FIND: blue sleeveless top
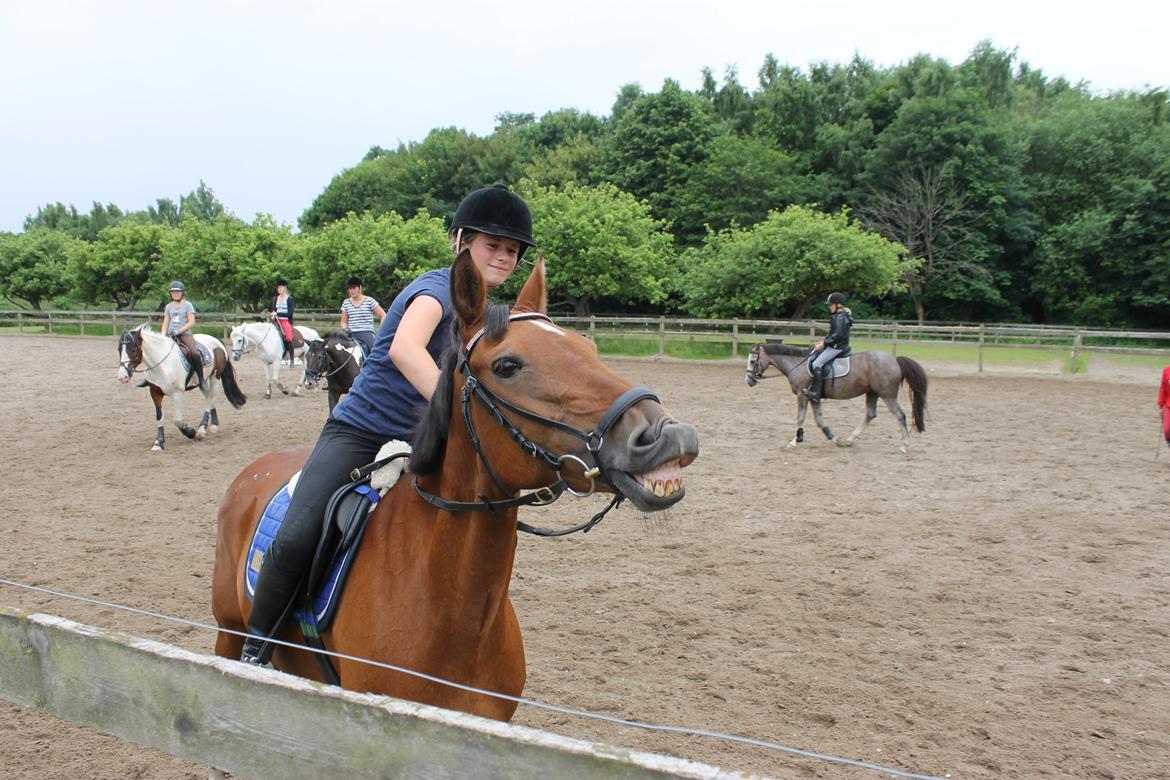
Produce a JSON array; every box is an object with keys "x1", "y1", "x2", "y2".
[{"x1": 331, "y1": 268, "x2": 453, "y2": 439}]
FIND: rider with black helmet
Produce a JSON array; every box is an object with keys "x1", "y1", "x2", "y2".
[
  {"x1": 240, "y1": 185, "x2": 536, "y2": 666},
  {"x1": 804, "y1": 292, "x2": 853, "y2": 402}
]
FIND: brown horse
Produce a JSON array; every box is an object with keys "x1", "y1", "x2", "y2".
[
  {"x1": 746, "y1": 341, "x2": 927, "y2": 452},
  {"x1": 301, "y1": 332, "x2": 362, "y2": 412},
  {"x1": 212, "y1": 252, "x2": 700, "y2": 720}
]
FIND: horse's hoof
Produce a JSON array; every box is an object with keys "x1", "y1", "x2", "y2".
[
  {"x1": 786, "y1": 439, "x2": 798, "y2": 448},
  {"x1": 292, "y1": 388, "x2": 302, "y2": 396},
  {"x1": 209, "y1": 425, "x2": 219, "y2": 434},
  {"x1": 837, "y1": 438, "x2": 853, "y2": 447},
  {"x1": 150, "y1": 443, "x2": 163, "y2": 452},
  {"x1": 280, "y1": 388, "x2": 289, "y2": 396},
  {"x1": 264, "y1": 392, "x2": 271, "y2": 400},
  {"x1": 195, "y1": 427, "x2": 207, "y2": 441}
]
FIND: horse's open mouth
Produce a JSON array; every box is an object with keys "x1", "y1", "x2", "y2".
[{"x1": 609, "y1": 458, "x2": 685, "y2": 511}]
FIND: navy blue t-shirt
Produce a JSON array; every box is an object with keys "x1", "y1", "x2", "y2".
[{"x1": 332, "y1": 268, "x2": 453, "y2": 439}]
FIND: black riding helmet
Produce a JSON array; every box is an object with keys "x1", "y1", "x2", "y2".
[
  {"x1": 826, "y1": 292, "x2": 847, "y2": 306},
  {"x1": 451, "y1": 185, "x2": 536, "y2": 259}
]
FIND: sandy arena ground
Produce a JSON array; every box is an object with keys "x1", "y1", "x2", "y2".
[{"x1": 1, "y1": 333, "x2": 1168, "y2": 779}]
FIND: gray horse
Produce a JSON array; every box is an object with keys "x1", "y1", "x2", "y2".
[{"x1": 746, "y1": 341, "x2": 927, "y2": 451}]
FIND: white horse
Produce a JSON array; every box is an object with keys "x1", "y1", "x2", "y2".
[
  {"x1": 229, "y1": 321, "x2": 321, "y2": 399},
  {"x1": 116, "y1": 325, "x2": 247, "y2": 451}
]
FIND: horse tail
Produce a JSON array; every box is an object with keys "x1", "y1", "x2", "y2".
[
  {"x1": 896, "y1": 356, "x2": 927, "y2": 433},
  {"x1": 219, "y1": 359, "x2": 248, "y2": 408}
]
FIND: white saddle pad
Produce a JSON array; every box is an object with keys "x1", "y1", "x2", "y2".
[{"x1": 806, "y1": 355, "x2": 850, "y2": 379}]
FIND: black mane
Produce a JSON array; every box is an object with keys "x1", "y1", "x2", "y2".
[
  {"x1": 762, "y1": 342, "x2": 810, "y2": 357},
  {"x1": 410, "y1": 303, "x2": 512, "y2": 475}
]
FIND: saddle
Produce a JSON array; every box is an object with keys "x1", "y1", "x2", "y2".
[
  {"x1": 177, "y1": 342, "x2": 213, "y2": 371},
  {"x1": 244, "y1": 478, "x2": 380, "y2": 633},
  {"x1": 806, "y1": 349, "x2": 852, "y2": 379},
  {"x1": 289, "y1": 329, "x2": 304, "y2": 350}
]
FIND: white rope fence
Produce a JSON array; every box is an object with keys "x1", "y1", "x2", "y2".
[{"x1": 0, "y1": 576, "x2": 947, "y2": 779}]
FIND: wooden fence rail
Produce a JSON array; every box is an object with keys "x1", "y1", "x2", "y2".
[
  {"x1": 0, "y1": 607, "x2": 751, "y2": 779},
  {"x1": 4, "y1": 309, "x2": 1170, "y2": 371}
]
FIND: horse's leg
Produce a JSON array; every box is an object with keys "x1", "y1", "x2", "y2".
[
  {"x1": 292, "y1": 347, "x2": 305, "y2": 396},
  {"x1": 195, "y1": 369, "x2": 220, "y2": 439},
  {"x1": 209, "y1": 408, "x2": 220, "y2": 432},
  {"x1": 843, "y1": 390, "x2": 880, "y2": 446},
  {"x1": 149, "y1": 385, "x2": 166, "y2": 451},
  {"x1": 882, "y1": 394, "x2": 912, "y2": 452},
  {"x1": 172, "y1": 386, "x2": 197, "y2": 440},
  {"x1": 263, "y1": 358, "x2": 274, "y2": 400},
  {"x1": 787, "y1": 394, "x2": 809, "y2": 447},
  {"x1": 273, "y1": 355, "x2": 289, "y2": 396},
  {"x1": 811, "y1": 399, "x2": 835, "y2": 441}
]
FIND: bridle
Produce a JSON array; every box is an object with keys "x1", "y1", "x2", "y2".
[
  {"x1": 746, "y1": 345, "x2": 802, "y2": 386},
  {"x1": 411, "y1": 312, "x2": 659, "y2": 537},
  {"x1": 118, "y1": 330, "x2": 174, "y2": 375},
  {"x1": 231, "y1": 321, "x2": 275, "y2": 360},
  {"x1": 304, "y1": 343, "x2": 357, "y2": 386}
]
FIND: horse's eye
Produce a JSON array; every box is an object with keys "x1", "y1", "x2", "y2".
[{"x1": 491, "y1": 357, "x2": 523, "y2": 378}]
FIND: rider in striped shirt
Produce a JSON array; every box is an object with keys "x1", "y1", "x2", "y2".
[{"x1": 340, "y1": 276, "x2": 386, "y2": 357}]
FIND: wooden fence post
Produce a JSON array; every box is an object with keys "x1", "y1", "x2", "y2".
[
  {"x1": 891, "y1": 323, "x2": 899, "y2": 356},
  {"x1": 17, "y1": 312, "x2": 23, "y2": 333},
  {"x1": 978, "y1": 324, "x2": 986, "y2": 373},
  {"x1": 731, "y1": 319, "x2": 739, "y2": 358},
  {"x1": 657, "y1": 316, "x2": 666, "y2": 356},
  {"x1": 589, "y1": 314, "x2": 596, "y2": 343},
  {"x1": 1070, "y1": 331, "x2": 1083, "y2": 374},
  {"x1": 47, "y1": 312, "x2": 53, "y2": 335},
  {"x1": 80, "y1": 310, "x2": 86, "y2": 337}
]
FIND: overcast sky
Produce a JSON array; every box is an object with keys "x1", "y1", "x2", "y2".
[{"x1": 1, "y1": 0, "x2": 1166, "y2": 234}]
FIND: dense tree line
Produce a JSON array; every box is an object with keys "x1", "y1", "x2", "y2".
[{"x1": 2, "y1": 42, "x2": 1167, "y2": 326}]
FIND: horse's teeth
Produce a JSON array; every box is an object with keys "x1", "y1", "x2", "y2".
[
  {"x1": 643, "y1": 477, "x2": 652, "y2": 491},
  {"x1": 654, "y1": 481, "x2": 665, "y2": 497}
]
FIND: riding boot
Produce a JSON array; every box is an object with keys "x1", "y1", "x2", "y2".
[
  {"x1": 804, "y1": 365, "x2": 826, "y2": 401},
  {"x1": 240, "y1": 556, "x2": 302, "y2": 666}
]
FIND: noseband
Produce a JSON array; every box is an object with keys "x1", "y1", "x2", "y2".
[
  {"x1": 412, "y1": 312, "x2": 659, "y2": 537},
  {"x1": 304, "y1": 345, "x2": 356, "y2": 385}
]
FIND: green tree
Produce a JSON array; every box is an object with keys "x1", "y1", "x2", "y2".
[
  {"x1": 606, "y1": 79, "x2": 718, "y2": 242},
  {"x1": 519, "y1": 182, "x2": 674, "y2": 316},
  {"x1": 681, "y1": 205, "x2": 911, "y2": 318},
  {"x1": 673, "y1": 134, "x2": 809, "y2": 238},
  {"x1": 71, "y1": 221, "x2": 168, "y2": 310},
  {"x1": 157, "y1": 215, "x2": 298, "y2": 311},
  {"x1": 0, "y1": 229, "x2": 79, "y2": 308},
  {"x1": 298, "y1": 210, "x2": 451, "y2": 309}
]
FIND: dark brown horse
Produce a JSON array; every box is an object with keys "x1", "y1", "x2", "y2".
[
  {"x1": 212, "y1": 252, "x2": 700, "y2": 720},
  {"x1": 746, "y1": 341, "x2": 927, "y2": 452},
  {"x1": 301, "y1": 332, "x2": 362, "y2": 412}
]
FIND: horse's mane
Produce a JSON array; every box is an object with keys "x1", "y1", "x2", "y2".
[
  {"x1": 761, "y1": 342, "x2": 810, "y2": 357},
  {"x1": 411, "y1": 303, "x2": 512, "y2": 475},
  {"x1": 322, "y1": 331, "x2": 356, "y2": 347}
]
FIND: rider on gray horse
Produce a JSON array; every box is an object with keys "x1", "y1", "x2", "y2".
[{"x1": 804, "y1": 292, "x2": 853, "y2": 402}]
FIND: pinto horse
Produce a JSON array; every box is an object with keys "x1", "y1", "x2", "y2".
[
  {"x1": 229, "y1": 321, "x2": 321, "y2": 399},
  {"x1": 116, "y1": 325, "x2": 247, "y2": 450},
  {"x1": 301, "y1": 332, "x2": 363, "y2": 412},
  {"x1": 212, "y1": 252, "x2": 700, "y2": 720},
  {"x1": 746, "y1": 341, "x2": 927, "y2": 452}
]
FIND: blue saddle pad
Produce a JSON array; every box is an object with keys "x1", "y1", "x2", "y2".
[
  {"x1": 806, "y1": 354, "x2": 850, "y2": 379},
  {"x1": 244, "y1": 479, "x2": 380, "y2": 630}
]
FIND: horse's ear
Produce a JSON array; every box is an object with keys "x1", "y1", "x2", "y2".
[
  {"x1": 451, "y1": 248, "x2": 486, "y2": 333},
  {"x1": 513, "y1": 251, "x2": 547, "y2": 314}
]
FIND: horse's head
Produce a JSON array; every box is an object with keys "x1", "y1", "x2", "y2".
[
  {"x1": 302, "y1": 339, "x2": 327, "y2": 390},
  {"x1": 116, "y1": 330, "x2": 144, "y2": 383},
  {"x1": 746, "y1": 342, "x2": 768, "y2": 386},
  {"x1": 229, "y1": 324, "x2": 247, "y2": 361},
  {"x1": 414, "y1": 251, "x2": 699, "y2": 514}
]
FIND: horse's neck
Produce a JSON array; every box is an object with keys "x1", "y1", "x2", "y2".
[
  {"x1": 406, "y1": 439, "x2": 520, "y2": 585},
  {"x1": 141, "y1": 331, "x2": 174, "y2": 361},
  {"x1": 252, "y1": 323, "x2": 276, "y2": 342}
]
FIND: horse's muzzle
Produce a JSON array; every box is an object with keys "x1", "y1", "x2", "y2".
[
  {"x1": 601, "y1": 413, "x2": 700, "y2": 513},
  {"x1": 745, "y1": 371, "x2": 758, "y2": 387}
]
